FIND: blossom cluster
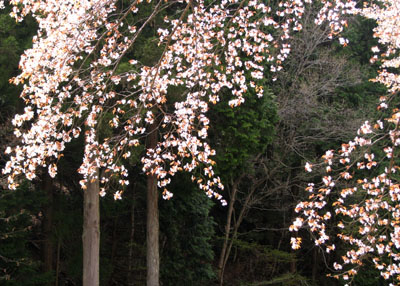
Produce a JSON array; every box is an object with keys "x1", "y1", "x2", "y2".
[
  {"x1": 291, "y1": 1, "x2": 400, "y2": 283},
  {"x1": 2, "y1": 0, "x2": 357, "y2": 206}
]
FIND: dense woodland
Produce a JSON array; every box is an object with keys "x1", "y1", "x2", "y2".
[{"x1": 0, "y1": 1, "x2": 395, "y2": 286}]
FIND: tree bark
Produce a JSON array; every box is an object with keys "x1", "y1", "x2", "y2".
[
  {"x1": 218, "y1": 178, "x2": 240, "y2": 286},
  {"x1": 55, "y1": 237, "x2": 61, "y2": 286},
  {"x1": 42, "y1": 171, "x2": 54, "y2": 281},
  {"x1": 128, "y1": 186, "x2": 136, "y2": 286},
  {"x1": 147, "y1": 123, "x2": 159, "y2": 286},
  {"x1": 218, "y1": 175, "x2": 260, "y2": 286},
  {"x1": 221, "y1": 183, "x2": 257, "y2": 282},
  {"x1": 82, "y1": 168, "x2": 100, "y2": 286}
]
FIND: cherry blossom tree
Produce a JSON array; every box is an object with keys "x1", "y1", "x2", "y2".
[
  {"x1": 1, "y1": 0, "x2": 358, "y2": 285},
  {"x1": 291, "y1": 1, "x2": 400, "y2": 285}
]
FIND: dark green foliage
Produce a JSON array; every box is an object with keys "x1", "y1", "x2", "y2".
[
  {"x1": 160, "y1": 175, "x2": 216, "y2": 285},
  {"x1": 340, "y1": 17, "x2": 379, "y2": 67},
  {"x1": 352, "y1": 262, "x2": 387, "y2": 286},
  {"x1": 333, "y1": 16, "x2": 386, "y2": 116},
  {"x1": 0, "y1": 7, "x2": 36, "y2": 117},
  {"x1": 221, "y1": 239, "x2": 305, "y2": 286},
  {"x1": 209, "y1": 87, "x2": 277, "y2": 182},
  {"x1": 0, "y1": 182, "x2": 52, "y2": 285},
  {"x1": 244, "y1": 273, "x2": 308, "y2": 286},
  {"x1": 51, "y1": 188, "x2": 84, "y2": 284}
]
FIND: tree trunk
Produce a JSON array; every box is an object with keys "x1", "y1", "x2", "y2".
[
  {"x1": 222, "y1": 184, "x2": 256, "y2": 281},
  {"x1": 55, "y1": 237, "x2": 61, "y2": 286},
  {"x1": 108, "y1": 217, "x2": 118, "y2": 285},
  {"x1": 218, "y1": 176, "x2": 259, "y2": 286},
  {"x1": 147, "y1": 123, "x2": 159, "y2": 286},
  {"x1": 82, "y1": 168, "x2": 100, "y2": 286},
  {"x1": 42, "y1": 171, "x2": 54, "y2": 281},
  {"x1": 218, "y1": 178, "x2": 240, "y2": 286},
  {"x1": 128, "y1": 186, "x2": 136, "y2": 286}
]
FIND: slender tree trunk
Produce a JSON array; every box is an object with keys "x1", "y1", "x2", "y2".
[
  {"x1": 290, "y1": 231, "x2": 297, "y2": 274},
  {"x1": 221, "y1": 185, "x2": 255, "y2": 278},
  {"x1": 42, "y1": 171, "x2": 54, "y2": 280},
  {"x1": 147, "y1": 122, "x2": 159, "y2": 286},
  {"x1": 271, "y1": 233, "x2": 284, "y2": 277},
  {"x1": 55, "y1": 238, "x2": 61, "y2": 286},
  {"x1": 290, "y1": 253, "x2": 297, "y2": 274},
  {"x1": 82, "y1": 168, "x2": 100, "y2": 286},
  {"x1": 147, "y1": 172, "x2": 159, "y2": 286},
  {"x1": 110, "y1": 218, "x2": 118, "y2": 265},
  {"x1": 219, "y1": 177, "x2": 259, "y2": 286},
  {"x1": 108, "y1": 217, "x2": 118, "y2": 285},
  {"x1": 128, "y1": 186, "x2": 136, "y2": 286},
  {"x1": 218, "y1": 178, "x2": 240, "y2": 286}
]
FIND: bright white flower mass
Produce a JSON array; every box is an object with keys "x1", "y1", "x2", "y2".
[
  {"x1": 2, "y1": 0, "x2": 355, "y2": 204},
  {"x1": 4, "y1": 0, "x2": 400, "y2": 281},
  {"x1": 291, "y1": 1, "x2": 400, "y2": 282}
]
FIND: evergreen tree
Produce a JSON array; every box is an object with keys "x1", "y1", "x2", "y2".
[
  {"x1": 0, "y1": 182, "x2": 52, "y2": 285},
  {"x1": 160, "y1": 175, "x2": 216, "y2": 285}
]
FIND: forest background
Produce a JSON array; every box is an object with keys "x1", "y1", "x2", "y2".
[{"x1": 0, "y1": 1, "x2": 390, "y2": 286}]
